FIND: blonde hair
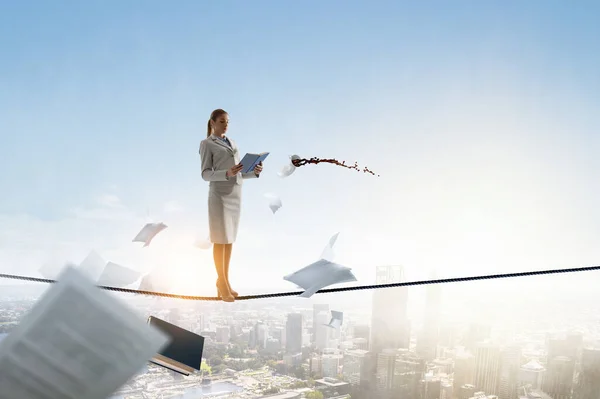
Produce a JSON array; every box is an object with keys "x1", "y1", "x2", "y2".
[{"x1": 207, "y1": 108, "x2": 228, "y2": 137}]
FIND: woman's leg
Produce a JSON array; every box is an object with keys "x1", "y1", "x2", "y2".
[
  {"x1": 223, "y1": 243, "x2": 238, "y2": 297},
  {"x1": 213, "y1": 244, "x2": 234, "y2": 301}
]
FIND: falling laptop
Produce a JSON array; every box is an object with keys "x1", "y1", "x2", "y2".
[
  {"x1": 324, "y1": 310, "x2": 344, "y2": 329},
  {"x1": 147, "y1": 316, "x2": 205, "y2": 376}
]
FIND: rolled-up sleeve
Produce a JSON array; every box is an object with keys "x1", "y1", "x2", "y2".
[{"x1": 200, "y1": 140, "x2": 228, "y2": 181}]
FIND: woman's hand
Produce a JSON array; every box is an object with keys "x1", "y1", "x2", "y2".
[
  {"x1": 226, "y1": 163, "x2": 244, "y2": 178},
  {"x1": 253, "y1": 162, "x2": 263, "y2": 177}
]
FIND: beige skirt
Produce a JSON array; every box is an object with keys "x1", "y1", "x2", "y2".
[{"x1": 208, "y1": 181, "x2": 242, "y2": 244}]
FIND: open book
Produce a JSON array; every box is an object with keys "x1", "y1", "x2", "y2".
[
  {"x1": 147, "y1": 316, "x2": 205, "y2": 376},
  {"x1": 239, "y1": 152, "x2": 269, "y2": 174}
]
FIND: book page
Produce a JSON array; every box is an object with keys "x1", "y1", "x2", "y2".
[{"x1": 0, "y1": 266, "x2": 169, "y2": 399}]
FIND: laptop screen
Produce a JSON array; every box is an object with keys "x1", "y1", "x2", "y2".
[{"x1": 147, "y1": 316, "x2": 205, "y2": 371}]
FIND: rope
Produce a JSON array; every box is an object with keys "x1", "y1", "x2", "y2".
[{"x1": 1, "y1": 264, "x2": 599, "y2": 301}]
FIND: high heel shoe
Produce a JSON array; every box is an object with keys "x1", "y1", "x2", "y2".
[{"x1": 216, "y1": 280, "x2": 235, "y2": 302}]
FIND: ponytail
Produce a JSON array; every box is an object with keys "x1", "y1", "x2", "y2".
[{"x1": 206, "y1": 109, "x2": 227, "y2": 138}]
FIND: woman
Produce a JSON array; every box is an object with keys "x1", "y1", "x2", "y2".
[{"x1": 199, "y1": 109, "x2": 263, "y2": 302}]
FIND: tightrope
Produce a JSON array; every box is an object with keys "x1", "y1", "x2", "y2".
[{"x1": 1, "y1": 265, "x2": 599, "y2": 301}]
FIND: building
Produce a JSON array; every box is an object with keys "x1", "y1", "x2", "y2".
[
  {"x1": 286, "y1": 313, "x2": 303, "y2": 354},
  {"x1": 315, "y1": 310, "x2": 331, "y2": 351},
  {"x1": 216, "y1": 325, "x2": 230, "y2": 343},
  {"x1": 474, "y1": 342, "x2": 501, "y2": 396},
  {"x1": 518, "y1": 359, "x2": 545, "y2": 390},
  {"x1": 394, "y1": 352, "x2": 426, "y2": 399},
  {"x1": 312, "y1": 304, "x2": 329, "y2": 343},
  {"x1": 343, "y1": 349, "x2": 369, "y2": 385},
  {"x1": 542, "y1": 356, "x2": 574, "y2": 399},
  {"x1": 322, "y1": 352, "x2": 343, "y2": 378},
  {"x1": 315, "y1": 377, "x2": 352, "y2": 397},
  {"x1": 498, "y1": 345, "x2": 522, "y2": 399},
  {"x1": 574, "y1": 348, "x2": 600, "y2": 399},
  {"x1": 454, "y1": 353, "x2": 476, "y2": 398},
  {"x1": 376, "y1": 348, "x2": 398, "y2": 393},
  {"x1": 371, "y1": 266, "x2": 410, "y2": 354}
]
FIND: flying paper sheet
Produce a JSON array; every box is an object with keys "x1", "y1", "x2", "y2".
[
  {"x1": 323, "y1": 310, "x2": 344, "y2": 329},
  {"x1": 138, "y1": 270, "x2": 172, "y2": 293},
  {"x1": 138, "y1": 273, "x2": 155, "y2": 291},
  {"x1": 133, "y1": 222, "x2": 168, "y2": 247},
  {"x1": 283, "y1": 258, "x2": 357, "y2": 298},
  {"x1": 278, "y1": 154, "x2": 301, "y2": 178},
  {"x1": 320, "y1": 232, "x2": 340, "y2": 262},
  {"x1": 0, "y1": 266, "x2": 170, "y2": 399},
  {"x1": 78, "y1": 250, "x2": 107, "y2": 282},
  {"x1": 194, "y1": 236, "x2": 212, "y2": 250},
  {"x1": 264, "y1": 193, "x2": 283, "y2": 214},
  {"x1": 96, "y1": 262, "x2": 141, "y2": 287}
]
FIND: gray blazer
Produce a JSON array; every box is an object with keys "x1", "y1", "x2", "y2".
[{"x1": 199, "y1": 135, "x2": 259, "y2": 184}]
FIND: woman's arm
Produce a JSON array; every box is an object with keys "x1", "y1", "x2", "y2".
[
  {"x1": 241, "y1": 162, "x2": 262, "y2": 179},
  {"x1": 200, "y1": 141, "x2": 229, "y2": 181},
  {"x1": 241, "y1": 171, "x2": 259, "y2": 179}
]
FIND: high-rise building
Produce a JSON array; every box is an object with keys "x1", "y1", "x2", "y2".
[
  {"x1": 498, "y1": 345, "x2": 522, "y2": 399},
  {"x1": 216, "y1": 325, "x2": 230, "y2": 343},
  {"x1": 474, "y1": 342, "x2": 501, "y2": 395},
  {"x1": 417, "y1": 271, "x2": 442, "y2": 362},
  {"x1": 322, "y1": 352, "x2": 343, "y2": 378},
  {"x1": 454, "y1": 353, "x2": 476, "y2": 398},
  {"x1": 315, "y1": 310, "x2": 330, "y2": 351},
  {"x1": 371, "y1": 265, "x2": 410, "y2": 354},
  {"x1": 574, "y1": 348, "x2": 600, "y2": 399},
  {"x1": 542, "y1": 356, "x2": 574, "y2": 399},
  {"x1": 343, "y1": 349, "x2": 369, "y2": 385},
  {"x1": 376, "y1": 349, "x2": 398, "y2": 393},
  {"x1": 254, "y1": 322, "x2": 269, "y2": 349},
  {"x1": 272, "y1": 326, "x2": 286, "y2": 348},
  {"x1": 421, "y1": 376, "x2": 442, "y2": 399},
  {"x1": 286, "y1": 313, "x2": 303, "y2": 354},
  {"x1": 312, "y1": 304, "x2": 329, "y2": 343},
  {"x1": 394, "y1": 351, "x2": 426, "y2": 399}
]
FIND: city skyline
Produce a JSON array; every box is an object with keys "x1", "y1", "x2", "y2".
[{"x1": 1, "y1": 261, "x2": 600, "y2": 398}]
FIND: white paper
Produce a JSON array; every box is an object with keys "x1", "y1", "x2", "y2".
[
  {"x1": 96, "y1": 262, "x2": 141, "y2": 288},
  {"x1": 324, "y1": 310, "x2": 344, "y2": 329},
  {"x1": 277, "y1": 154, "x2": 301, "y2": 178},
  {"x1": 137, "y1": 271, "x2": 171, "y2": 292},
  {"x1": 264, "y1": 193, "x2": 283, "y2": 214},
  {"x1": 0, "y1": 266, "x2": 170, "y2": 399},
  {"x1": 194, "y1": 236, "x2": 212, "y2": 250},
  {"x1": 78, "y1": 250, "x2": 107, "y2": 282},
  {"x1": 132, "y1": 222, "x2": 168, "y2": 247},
  {"x1": 138, "y1": 273, "x2": 155, "y2": 291},
  {"x1": 320, "y1": 232, "x2": 340, "y2": 262},
  {"x1": 283, "y1": 258, "x2": 357, "y2": 298}
]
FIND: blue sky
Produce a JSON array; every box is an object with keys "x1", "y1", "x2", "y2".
[{"x1": 1, "y1": 1, "x2": 600, "y2": 302}]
